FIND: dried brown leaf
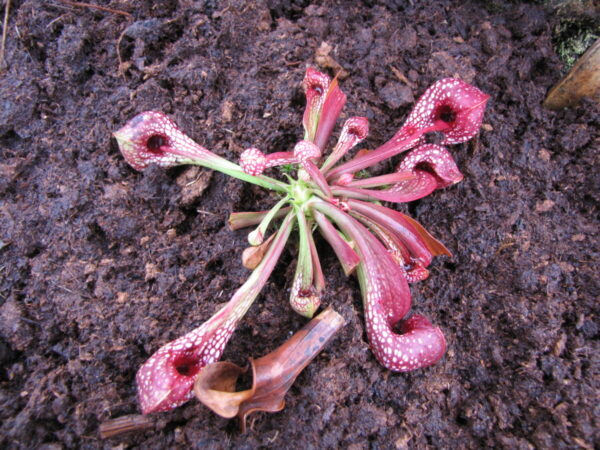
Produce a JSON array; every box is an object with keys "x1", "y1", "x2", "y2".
[
  {"x1": 242, "y1": 233, "x2": 276, "y2": 269},
  {"x1": 193, "y1": 307, "x2": 345, "y2": 431}
]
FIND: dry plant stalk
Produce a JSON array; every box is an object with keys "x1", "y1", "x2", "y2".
[
  {"x1": 99, "y1": 414, "x2": 154, "y2": 439},
  {"x1": 0, "y1": 0, "x2": 11, "y2": 71}
]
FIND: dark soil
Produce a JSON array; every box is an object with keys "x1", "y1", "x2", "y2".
[{"x1": 1, "y1": 1, "x2": 598, "y2": 448}]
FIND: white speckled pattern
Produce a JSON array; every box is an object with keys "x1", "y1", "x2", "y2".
[
  {"x1": 239, "y1": 147, "x2": 267, "y2": 176},
  {"x1": 136, "y1": 214, "x2": 294, "y2": 414},
  {"x1": 293, "y1": 140, "x2": 322, "y2": 162},
  {"x1": 394, "y1": 78, "x2": 490, "y2": 146},
  {"x1": 386, "y1": 143, "x2": 464, "y2": 201},
  {"x1": 113, "y1": 111, "x2": 216, "y2": 171},
  {"x1": 347, "y1": 213, "x2": 446, "y2": 372},
  {"x1": 116, "y1": 69, "x2": 487, "y2": 414}
]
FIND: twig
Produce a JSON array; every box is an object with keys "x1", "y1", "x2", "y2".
[
  {"x1": 116, "y1": 27, "x2": 128, "y2": 78},
  {"x1": 390, "y1": 65, "x2": 415, "y2": 89},
  {"x1": 0, "y1": 0, "x2": 10, "y2": 71},
  {"x1": 19, "y1": 317, "x2": 42, "y2": 327},
  {"x1": 46, "y1": 14, "x2": 69, "y2": 29},
  {"x1": 99, "y1": 414, "x2": 154, "y2": 439},
  {"x1": 55, "y1": 0, "x2": 132, "y2": 18}
]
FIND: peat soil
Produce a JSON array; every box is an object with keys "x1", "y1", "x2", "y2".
[{"x1": 0, "y1": 0, "x2": 598, "y2": 448}]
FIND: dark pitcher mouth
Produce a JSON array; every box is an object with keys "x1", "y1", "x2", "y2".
[
  {"x1": 435, "y1": 103, "x2": 457, "y2": 124},
  {"x1": 146, "y1": 134, "x2": 168, "y2": 155},
  {"x1": 173, "y1": 353, "x2": 201, "y2": 377}
]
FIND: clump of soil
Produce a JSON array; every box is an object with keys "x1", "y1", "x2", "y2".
[{"x1": 0, "y1": 1, "x2": 598, "y2": 448}]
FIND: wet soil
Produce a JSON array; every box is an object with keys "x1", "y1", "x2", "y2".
[{"x1": 0, "y1": 0, "x2": 598, "y2": 448}]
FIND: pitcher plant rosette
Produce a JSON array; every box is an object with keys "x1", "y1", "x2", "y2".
[{"x1": 113, "y1": 68, "x2": 489, "y2": 414}]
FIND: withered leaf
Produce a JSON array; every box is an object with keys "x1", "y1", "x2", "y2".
[
  {"x1": 193, "y1": 307, "x2": 345, "y2": 431},
  {"x1": 242, "y1": 233, "x2": 276, "y2": 270}
]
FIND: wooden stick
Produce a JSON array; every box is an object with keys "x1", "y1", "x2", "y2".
[
  {"x1": 55, "y1": 0, "x2": 133, "y2": 18},
  {"x1": 0, "y1": 0, "x2": 11, "y2": 70},
  {"x1": 99, "y1": 414, "x2": 154, "y2": 439}
]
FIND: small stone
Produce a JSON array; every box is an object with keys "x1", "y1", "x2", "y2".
[
  {"x1": 257, "y1": 20, "x2": 270, "y2": 31},
  {"x1": 428, "y1": 51, "x2": 476, "y2": 82},
  {"x1": 538, "y1": 148, "x2": 551, "y2": 162},
  {"x1": 257, "y1": 9, "x2": 272, "y2": 32},
  {"x1": 397, "y1": 26, "x2": 417, "y2": 50},
  {"x1": 558, "y1": 262, "x2": 574, "y2": 272},
  {"x1": 304, "y1": 4, "x2": 325, "y2": 16},
  {"x1": 116, "y1": 292, "x2": 129, "y2": 303},
  {"x1": 552, "y1": 333, "x2": 567, "y2": 356},
  {"x1": 535, "y1": 199, "x2": 555, "y2": 212},
  {"x1": 221, "y1": 100, "x2": 234, "y2": 122},
  {"x1": 581, "y1": 320, "x2": 598, "y2": 339},
  {"x1": 481, "y1": 26, "x2": 499, "y2": 55},
  {"x1": 145, "y1": 263, "x2": 159, "y2": 281},
  {"x1": 176, "y1": 167, "x2": 212, "y2": 206},
  {"x1": 571, "y1": 234, "x2": 585, "y2": 242},
  {"x1": 83, "y1": 263, "x2": 97, "y2": 276},
  {"x1": 315, "y1": 42, "x2": 349, "y2": 79},
  {"x1": 395, "y1": 432, "x2": 412, "y2": 449},
  {"x1": 379, "y1": 82, "x2": 414, "y2": 109}
]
